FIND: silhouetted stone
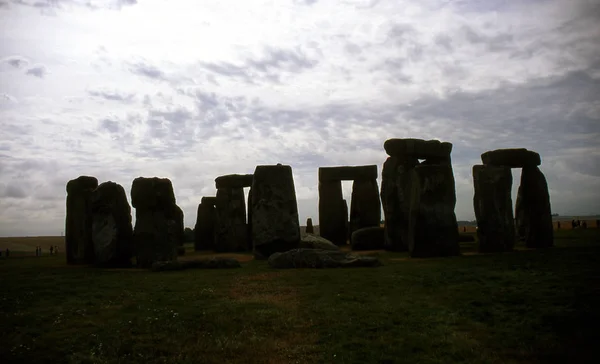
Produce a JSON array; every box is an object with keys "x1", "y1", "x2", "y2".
[
  {"x1": 247, "y1": 188, "x2": 253, "y2": 251},
  {"x1": 172, "y1": 204, "x2": 184, "y2": 248},
  {"x1": 268, "y1": 248, "x2": 382, "y2": 269},
  {"x1": 473, "y1": 165, "x2": 516, "y2": 253},
  {"x1": 514, "y1": 166, "x2": 553, "y2": 248},
  {"x1": 380, "y1": 156, "x2": 417, "y2": 252},
  {"x1": 151, "y1": 257, "x2": 241, "y2": 272},
  {"x1": 481, "y1": 148, "x2": 541, "y2": 168},
  {"x1": 408, "y1": 165, "x2": 460, "y2": 258},
  {"x1": 201, "y1": 196, "x2": 217, "y2": 205},
  {"x1": 90, "y1": 181, "x2": 133, "y2": 267},
  {"x1": 384, "y1": 138, "x2": 452, "y2": 160},
  {"x1": 65, "y1": 176, "x2": 98, "y2": 265},
  {"x1": 299, "y1": 234, "x2": 339, "y2": 251},
  {"x1": 131, "y1": 177, "x2": 175, "y2": 209},
  {"x1": 251, "y1": 164, "x2": 301, "y2": 259},
  {"x1": 319, "y1": 165, "x2": 378, "y2": 181},
  {"x1": 351, "y1": 226, "x2": 385, "y2": 251},
  {"x1": 349, "y1": 178, "x2": 381, "y2": 237},
  {"x1": 305, "y1": 218, "x2": 314, "y2": 234},
  {"x1": 215, "y1": 187, "x2": 247, "y2": 252},
  {"x1": 343, "y1": 199, "x2": 349, "y2": 244},
  {"x1": 194, "y1": 199, "x2": 216, "y2": 251},
  {"x1": 318, "y1": 180, "x2": 346, "y2": 245},
  {"x1": 215, "y1": 174, "x2": 253, "y2": 189}
]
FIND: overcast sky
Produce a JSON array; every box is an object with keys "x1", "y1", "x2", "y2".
[{"x1": 1, "y1": 0, "x2": 599, "y2": 237}]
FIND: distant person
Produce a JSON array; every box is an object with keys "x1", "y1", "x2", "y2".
[
  {"x1": 463, "y1": 226, "x2": 466, "y2": 233},
  {"x1": 50, "y1": 246, "x2": 54, "y2": 255},
  {"x1": 5, "y1": 248, "x2": 9, "y2": 257},
  {"x1": 577, "y1": 220, "x2": 581, "y2": 228},
  {"x1": 557, "y1": 221, "x2": 561, "y2": 230},
  {"x1": 572, "y1": 220, "x2": 577, "y2": 229},
  {"x1": 582, "y1": 221, "x2": 587, "y2": 229}
]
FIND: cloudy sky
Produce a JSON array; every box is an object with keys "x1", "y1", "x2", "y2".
[{"x1": 1, "y1": 0, "x2": 599, "y2": 237}]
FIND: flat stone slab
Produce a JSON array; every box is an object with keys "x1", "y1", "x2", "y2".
[
  {"x1": 319, "y1": 165, "x2": 378, "y2": 181},
  {"x1": 298, "y1": 234, "x2": 339, "y2": 251},
  {"x1": 268, "y1": 248, "x2": 382, "y2": 269},
  {"x1": 201, "y1": 196, "x2": 217, "y2": 205},
  {"x1": 215, "y1": 174, "x2": 254, "y2": 189},
  {"x1": 481, "y1": 149, "x2": 541, "y2": 168},
  {"x1": 151, "y1": 258, "x2": 241, "y2": 271},
  {"x1": 384, "y1": 138, "x2": 452, "y2": 159}
]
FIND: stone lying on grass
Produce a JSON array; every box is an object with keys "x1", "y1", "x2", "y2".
[
  {"x1": 351, "y1": 226, "x2": 385, "y2": 251},
  {"x1": 268, "y1": 248, "x2": 382, "y2": 269},
  {"x1": 298, "y1": 234, "x2": 339, "y2": 251},
  {"x1": 151, "y1": 257, "x2": 241, "y2": 272}
]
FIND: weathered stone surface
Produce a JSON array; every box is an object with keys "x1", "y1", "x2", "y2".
[
  {"x1": 215, "y1": 174, "x2": 253, "y2": 189},
  {"x1": 408, "y1": 165, "x2": 460, "y2": 258},
  {"x1": 247, "y1": 188, "x2": 253, "y2": 251},
  {"x1": 65, "y1": 176, "x2": 98, "y2": 265},
  {"x1": 90, "y1": 181, "x2": 133, "y2": 267},
  {"x1": 319, "y1": 165, "x2": 378, "y2": 181},
  {"x1": 349, "y1": 178, "x2": 381, "y2": 237},
  {"x1": 351, "y1": 226, "x2": 385, "y2": 251},
  {"x1": 194, "y1": 200, "x2": 216, "y2": 251},
  {"x1": 201, "y1": 196, "x2": 217, "y2": 206},
  {"x1": 472, "y1": 165, "x2": 516, "y2": 253},
  {"x1": 305, "y1": 218, "x2": 314, "y2": 234},
  {"x1": 131, "y1": 177, "x2": 176, "y2": 209},
  {"x1": 343, "y1": 199, "x2": 349, "y2": 244},
  {"x1": 481, "y1": 148, "x2": 541, "y2": 168},
  {"x1": 318, "y1": 180, "x2": 346, "y2": 246},
  {"x1": 134, "y1": 209, "x2": 178, "y2": 268},
  {"x1": 172, "y1": 204, "x2": 184, "y2": 247},
  {"x1": 214, "y1": 187, "x2": 248, "y2": 252},
  {"x1": 380, "y1": 157, "x2": 417, "y2": 252},
  {"x1": 384, "y1": 138, "x2": 452, "y2": 160},
  {"x1": 251, "y1": 164, "x2": 301, "y2": 258},
  {"x1": 299, "y1": 234, "x2": 339, "y2": 251},
  {"x1": 268, "y1": 248, "x2": 382, "y2": 269},
  {"x1": 151, "y1": 257, "x2": 241, "y2": 272},
  {"x1": 515, "y1": 166, "x2": 554, "y2": 248}
]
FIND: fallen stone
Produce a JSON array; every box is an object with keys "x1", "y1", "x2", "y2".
[
  {"x1": 90, "y1": 181, "x2": 133, "y2": 267},
  {"x1": 268, "y1": 248, "x2": 382, "y2": 269},
  {"x1": 472, "y1": 165, "x2": 516, "y2": 252},
  {"x1": 458, "y1": 234, "x2": 476, "y2": 243},
  {"x1": 65, "y1": 175, "x2": 98, "y2": 265},
  {"x1": 131, "y1": 177, "x2": 176, "y2": 209},
  {"x1": 299, "y1": 234, "x2": 339, "y2": 251},
  {"x1": 384, "y1": 138, "x2": 452, "y2": 160},
  {"x1": 151, "y1": 257, "x2": 241, "y2": 272},
  {"x1": 318, "y1": 165, "x2": 378, "y2": 181},
  {"x1": 351, "y1": 226, "x2": 385, "y2": 251},
  {"x1": 215, "y1": 174, "x2": 253, "y2": 189},
  {"x1": 251, "y1": 164, "x2": 301, "y2": 258},
  {"x1": 481, "y1": 148, "x2": 541, "y2": 168}
]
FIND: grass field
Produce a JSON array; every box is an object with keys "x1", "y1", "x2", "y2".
[{"x1": 1, "y1": 229, "x2": 599, "y2": 364}]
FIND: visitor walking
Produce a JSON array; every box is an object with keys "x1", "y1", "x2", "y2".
[{"x1": 50, "y1": 246, "x2": 54, "y2": 255}]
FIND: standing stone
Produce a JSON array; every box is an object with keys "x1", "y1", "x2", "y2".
[
  {"x1": 194, "y1": 197, "x2": 216, "y2": 251},
  {"x1": 514, "y1": 166, "x2": 554, "y2": 248},
  {"x1": 343, "y1": 199, "x2": 349, "y2": 244},
  {"x1": 349, "y1": 178, "x2": 381, "y2": 238},
  {"x1": 131, "y1": 177, "x2": 179, "y2": 268},
  {"x1": 318, "y1": 179, "x2": 346, "y2": 245},
  {"x1": 65, "y1": 176, "x2": 98, "y2": 265},
  {"x1": 252, "y1": 164, "x2": 301, "y2": 258},
  {"x1": 90, "y1": 181, "x2": 133, "y2": 267},
  {"x1": 305, "y1": 218, "x2": 314, "y2": 234},
  {"x1": 247, "y1": 188, "x2": 253, "y2": 251},
  {"x1": 408, "y1": 165, "x2": 460, "y2": 257},
  {"x1": 472, "y1": 165, "x2": 516, "y2": 253},
  {"x1": 171, "y1": 204, "x2": 185, "y2": 255},
  {"x1": 214, "y1": 187, "x2": 247, "y2": 252},
  {"x1": 380, "y1": 156, "x2": 417, "y2": 251}
]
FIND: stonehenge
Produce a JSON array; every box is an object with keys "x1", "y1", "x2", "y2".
[
  {"x1": 65, "y1": 176, "x2": 99, "y2": 265},
  {"x1": 131, "y1": 177, "x2": 182, "y2": 268},
  {"x1": 381, "y1": 138, "x2": 460, "y2": 257},
  {"x1": 214, "y1": 174, "x2": 253, "y2": 252},
  {"x1": 305, "y1": 217, "x2": 314, "y2": 234},
  {"x1": 474, "y1": 148, "x2": 553, "y2": 250},
  {"x1": 90, "y1": 181, "x2": 134, "y2": 267},
  {"x1": 251, "y1": 164, "x2": 301, "y2": 259},
  {"x1": 194, "y1": 196, "x2": 216, "y2": 251},
  {"x1": 318, "y1": 165, "x2": 381, "y2": 246}
]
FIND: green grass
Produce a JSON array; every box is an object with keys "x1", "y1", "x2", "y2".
[{"x1": 1, "y1": 229, "x2": 599, "y2": 364}]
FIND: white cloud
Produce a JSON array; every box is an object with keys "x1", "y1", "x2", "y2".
[{"x1": 0, "y1": 0, "x2": 599, "y2": 236}]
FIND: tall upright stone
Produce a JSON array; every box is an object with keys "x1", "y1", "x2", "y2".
[
  {"x1": 472, "y1": 165, "x2": 515, "y2": 252},
  {"x1": 194, "y1": 197, "x2": 216, "y2": 251},
  {"x1": 342, "y1": 199, "x2": 349, "y2": 244},
  {"x1": 349, "y1": 178, "x2": 381, "y2": 238},
  {"x1": 408, "y1": 165, "x2": 460, "y2": 258},
  {"x1": 247, "y1": 189, "x2": 253, "y2": 251},
  {"x1": 131, "y1": 177, "x2": 179, "y2": 268},
  {"x1": 515, "y1": 166, "x2": 554, "y2": 248},
  {"x1": 305, "y1": 218, "x2": 314, "y2": 234},
  {"x1": 65, "y1": 176, "x2": 98, "y2": 265},
  {"x1": 252, "y1": 164, "x2": 301, "y2": 259},
  {"x1": 318, "y1": 179, "x2": 346, "y2": 245},
  {"x1": 90, "y1": 181, "x2": 133, "y2": 267},
  {"x1": 214, "y1": 187, "x2": 247, "y2": 252}
]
